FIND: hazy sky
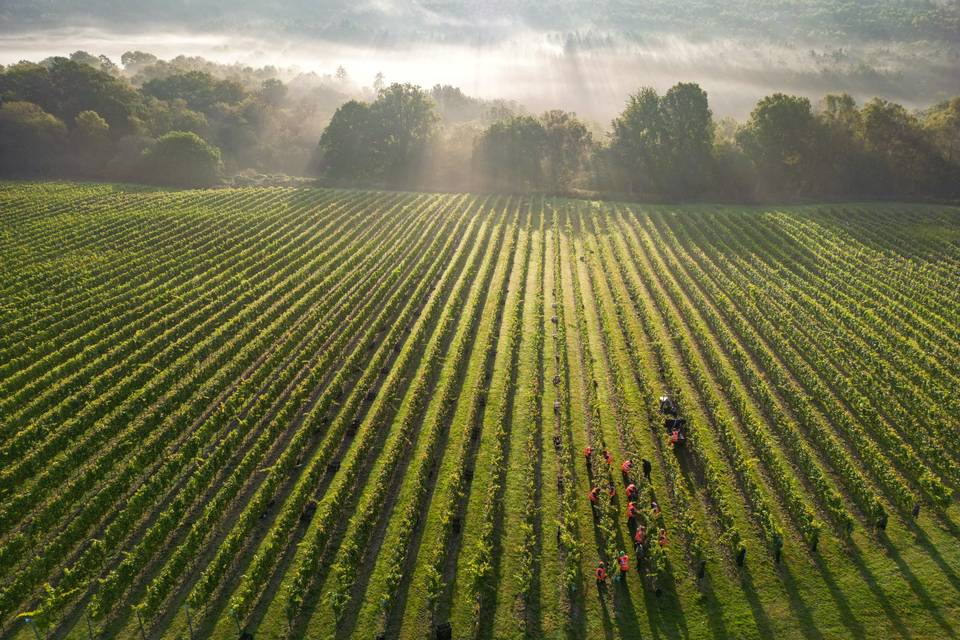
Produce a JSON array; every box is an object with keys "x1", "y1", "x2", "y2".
[{"x1": 2, "y1": 1, "x2": 958, "y2": 119}]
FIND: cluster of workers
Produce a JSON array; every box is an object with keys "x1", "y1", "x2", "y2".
[
  {"x1": 584, "y1": 447, "x2": 669, "y2": 587},
  {"x1": 578, "y1": 393, "x2": 923, "y2": 591}
]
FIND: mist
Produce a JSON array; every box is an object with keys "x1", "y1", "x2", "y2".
[
  {"x1": 2, "y1": 0, "x2": 958, "y2": 121},
  {"x1": 3, "y1": 1, "x2": 958, "y2": 198}
]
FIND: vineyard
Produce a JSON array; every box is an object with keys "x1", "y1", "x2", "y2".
[{"x1": 2, "y1": 181, "x2": 960, "y2": 640}]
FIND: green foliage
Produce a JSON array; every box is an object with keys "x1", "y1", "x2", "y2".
[
  {"x1": 317, "y1": 100, "x2": 375, "y2": 179},
  {"x1": 0, "y1": 101, "x2": 68, "y2": 174},
  {"x1": 142, "y1": 71, "x2": 245, "y2": 113},
  {"x1": 431, "y1": 84, "x2": 485, "y2": 122},
  {"x1": 0, "y1": 57, "x2": 140, "y2": 133},
  {"x1": 3, "y1": 184, "x2": 960, "y2": 637},
  {"x1": 736, "y1": 93, "x2": 820, "y2": 198},
  {"x1": 857, "y1": 98, "x2": 953, "y2": 196},
  {"x1": 610, "y1": 87, "x2": 664, "y2": 194},
  {"x1": 922, "y1": 97, "x2": 960, "y2": 165},
  {"x1": 473, "y1": 115, "x2": 547, "y2": 190},
  {"x1": 69, "y1": 110, "x2": 111, "y2": 174},
  {"x1": 120, "y1": 51, "x2": 158, "y2": 72},
  {"x1": 138, "y1": 131, "x2": 222, "y2": 187},
  {"x1": 258, "y1": 78, "x2": 287, "y2": 107},
  {"x1": 473, "y1": 111, "x2": 592, "y2": 192},
  {"x1": 607, "y1": 83, "x2": 716, "y2": 198},
  {"x1": 316, "y1": 83, "x2": 438, "y2": 184},
  {"x1": 659, "y1": 83, "x2": 715, "y2": 195},
  {"x1": 0, "y1": 48, "x2": 958, "y2": 199},
  {"x1": 139, "y1": 97, "x2": 209, "y2": 138},
  {"x1": 542, "y1": 110, "x2": 593, "y2": 191}
]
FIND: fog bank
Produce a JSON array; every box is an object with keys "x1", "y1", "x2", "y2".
[{"x1": 2, "y1": 25, "x2": 957, "y2": 120}]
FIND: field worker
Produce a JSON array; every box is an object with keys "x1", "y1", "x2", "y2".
[
  {"x1": 625, "y1": 483, "x2": 638, "y2": 501},
  {"x1": 627, "y1": 501, "x2": 638, "y2": 523},
  {"x1": 634, "y1": 523, "x2": 647, "y2": 548},
  {"x1": 620, "y1": 459, "x2": 632, "y2": 475},
  {"x1": 608, "y1": 486, "x2": 617, "y2": 500},
  {"x1": 651, "y1": 499, "x2": 661, "y2": 517},
  {"x1": 636, "y1": 543, "x2": 645, "y2": 570},
  {"x1": 618, "y1": 551, "x2": 630, "y2": 579},
  {"x1": 595, "y1": 561, "x2": 608, "y2": 586},
  {"x1": 603, "y1": 449, "x2": 613, "y2": 465},
  {"x1": 642, "y1": 458, "x2": 652, "y2": 480},
  {"x1": 658, "y1": 528, "x2": 668, "y2": 548},
  {"x1": 589, "y1": 486, "x2": 600, "y2": 504},
  {"x1": 670, "y1": 429, "x2": 680, "y2": 446}
]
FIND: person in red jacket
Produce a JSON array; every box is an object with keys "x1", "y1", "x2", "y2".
[
  {"x1": 621, "y1": 459, "x2": 633, "y2": 475},
  {"x1": 589, "y1": 486, "x2": 600, "y2": 505},
  {"x1": 658, "y1": 528, "x2": 669, "y2": 548},
  {"x1": 584, "y1": 445, "x2": 594, "y2": 460},
  {"x1": 595, "y1": 561, "x2": 608, "y2": 587},
  {"x1": 634, "y1": 523, "x2": 647, "y2": 548},
  {"x1": 618, "y1": 551, "x2": 630, "y2": 580},
  {"x1": 625, "y1": 483, "x2": 638, "y2": 501},
  {"x1": 603, "y1": 449, "x2": 613, "y2": 465},
  {"x1": 627, "y1": 501, "x2": 638, "y2": 523}
]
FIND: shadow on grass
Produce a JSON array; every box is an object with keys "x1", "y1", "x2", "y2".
[
  {"x1": 603, "y1": 496, "x2": 644, "y2": 639},
  {"x1": 611, "y1": 575, "x2": 643, "y2": 639},
  {"x1": 640, "y1": 560, "x2": 690, "y2": 640},
  {"x1": 697, "y1": 565, "x2": 731, "y2": 639},
  {"x1": 844, "y1": 537, "x2": 913, "y2": 640},
  {"x1": 586, "y1": 500, "x2": 618, "y2": 640},
  {"x1": 738, "y1": 562, "x2": 775, "y2": 639},
  {"x1": 594, "y1": 583, "x2": 617, "y2": 640},
  {"x1": 560, "y1": 370, "x2": 589, "y2": 640},
  {"x1": 474, "y1": 401, "x2": 516, "y2": 639},
  {"x1": 880, "y1": 531, "x2": 958, "y2": 639},
  {"x1": 777, "y1": 557, "x2": 824, "y2": 640},
  {"x1": 917, "y1": 511, "x2": 960, "y2": 595}
]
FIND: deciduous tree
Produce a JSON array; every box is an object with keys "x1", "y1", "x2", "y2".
[
  {"x1": 736, "y1": 93, "x2": 820, "y2": 197},
  {"x1": 137, "y1": 130, "x2": 222, "y2": 187}
]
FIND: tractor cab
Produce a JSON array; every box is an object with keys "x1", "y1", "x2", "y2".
[{"x1": 659, "y1": 395, "x2": 678, "y2": 416}]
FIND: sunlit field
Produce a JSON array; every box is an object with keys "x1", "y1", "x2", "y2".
[{"x1": 3, "y1": 182, "x2": 959, "y2": 639}]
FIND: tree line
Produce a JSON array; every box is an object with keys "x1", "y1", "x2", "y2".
[
  {"x1": 0, "y1": 52, "x2": 356, "y2": 187},
  {"x1": 317, "y1": 82, "x2": 959, "y2": 201},
  {"x1": 1, "y1": 52, "x2": 958, "y2": 201}
]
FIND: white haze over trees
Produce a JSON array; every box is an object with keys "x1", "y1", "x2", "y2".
[
  {"x1": 1, "y1": 1, "x2": 958, "y2": 199},
  {"x1": 1, "y1": 0, "x2": 958, "y2": 120}
]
